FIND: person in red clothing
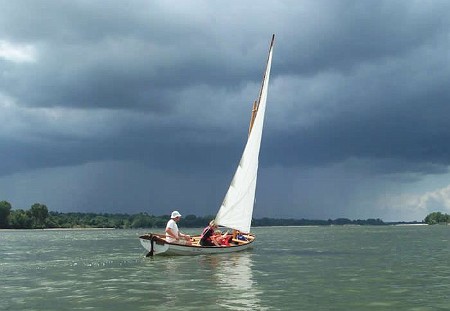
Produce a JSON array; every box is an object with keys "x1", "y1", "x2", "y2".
[{"x1": 213, "y1": 230, "x2": 232, "y2": 246}]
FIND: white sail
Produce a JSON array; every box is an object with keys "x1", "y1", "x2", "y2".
[{"x1": 215, "y1": 36, "x2": 274, "y2": 233}]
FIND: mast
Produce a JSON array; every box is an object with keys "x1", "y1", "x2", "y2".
[{"x1": 248, "y1": 34, "x2": 275, "y2": 135}]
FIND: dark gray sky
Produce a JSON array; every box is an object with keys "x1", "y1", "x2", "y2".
[{"x1": 1, "y1": 0, "x2": 450, "y2": 221}]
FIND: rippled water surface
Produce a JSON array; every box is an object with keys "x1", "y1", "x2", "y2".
[{"x1": 1, "y1": 226, "x2": 449, "y2": 310}]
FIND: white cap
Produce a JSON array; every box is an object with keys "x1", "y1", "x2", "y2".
[{"x1": 171, "y1": 211, "x2": 182, "y2": 219}]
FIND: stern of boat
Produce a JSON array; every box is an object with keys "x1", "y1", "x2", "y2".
[{"x1": 139, "y1": 233, "x2": 169, "y2": 256}]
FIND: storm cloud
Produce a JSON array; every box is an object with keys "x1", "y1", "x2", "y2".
[{"x1": 1, "y1": 0, "x2": 450, "y2": 221}]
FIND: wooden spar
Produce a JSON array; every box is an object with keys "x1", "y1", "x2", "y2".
[
  {"x1": 248, "y1": 100, "x2": 258, "y2": 136},
  {"x1": 248, "y1": 34, "x2": 275, "y2": 135}
]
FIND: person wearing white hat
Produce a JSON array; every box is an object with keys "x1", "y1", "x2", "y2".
[{"x1": 165, "y1": 211, "x2": 191, "y2": 245}]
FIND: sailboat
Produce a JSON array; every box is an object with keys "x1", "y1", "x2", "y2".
[{"x1": 139, "y1": 34, "x2": 274, "y2": 256}]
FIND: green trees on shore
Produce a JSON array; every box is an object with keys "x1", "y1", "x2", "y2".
[
  {"x1": 0, "y1": 201, "x2": 218, "y2": 229},
  {"x1": 424, "y1": 212, "x2": 450, "y2": 225},
  {"x1": 0, "y1": 201, "x2": 12, "y2": 228},
  {"x1": 3, "y1": 200, "x2": 447, "y2": 229},
  {"x1": 1, "y1": 201, "x2": 50, "y2": 229}
]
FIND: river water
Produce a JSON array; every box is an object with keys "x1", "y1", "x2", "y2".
[{"x1": 1, "y1": 225, "x2": 449, "y2": 310}]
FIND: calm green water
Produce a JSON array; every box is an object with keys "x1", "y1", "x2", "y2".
[{"x1": 1, "y1": 226, "x2": 449, "y2": 310}]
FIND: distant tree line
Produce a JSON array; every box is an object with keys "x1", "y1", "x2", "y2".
[
  {"x1": 0, "y1": 201, "x2": 51, "y2": 229},
  {"x1": 0, "y1": 201, "x2": 218, "y2": 229},
  {"x1": 2, "y1": 200, "x2": 443, "y2": 229},
  {"x1": 251, "y1": 217, "x2": 387, "y2": 226},
  {"x1": 424, "y1": 212, "x2": 450, "y2": 225}
]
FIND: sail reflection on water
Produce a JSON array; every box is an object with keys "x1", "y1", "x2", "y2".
[{"x1": 204, "y1": 252, "x2": 266, "y2": 311}]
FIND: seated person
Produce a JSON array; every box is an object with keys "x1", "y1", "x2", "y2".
[
  {"x1": 200, "y1": 220, "x2": 220, "y2": 246},
  {"x1": 231, "y1": 230, "x2": 247, "y2": 243},
  {"x1": 213, "y1": 230, "x2": 232, "y2": 246},
  {"x1": 236, "y1": 233, "x2": 247, "y2": 241},
  {"x1": 165, "y1": 211, "x2": 192, "y2": 245}
]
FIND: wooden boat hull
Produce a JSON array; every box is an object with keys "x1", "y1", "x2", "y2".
[{"x1": 139, "y1": 233, "x2": 255, "y2": 256}]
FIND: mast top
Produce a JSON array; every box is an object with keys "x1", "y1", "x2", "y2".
[{"x1": 249, "y1": 35, "x2": 275, "y2": 134}]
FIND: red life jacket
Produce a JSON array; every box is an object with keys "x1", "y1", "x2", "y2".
[{"x1": 220, "y1": 236, "x2": 231, "y2": 246}]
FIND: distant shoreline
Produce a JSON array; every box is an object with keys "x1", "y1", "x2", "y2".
[
  {"x1": 0, "y1": 224, "x2": 433, "y2": 232},
  {"x1": 4, "y1": 204, "x2": 440, "y2": 229},
  {"x1": 393, "y1": 223, "x2": 429, "y2": 226}
]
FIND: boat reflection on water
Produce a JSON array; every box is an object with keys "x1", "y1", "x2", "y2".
[{"x1": 200, "y1": 252, "x2": 265, "y2": 310}]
